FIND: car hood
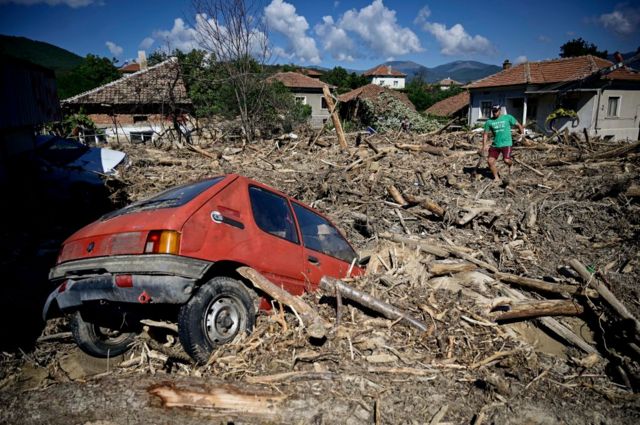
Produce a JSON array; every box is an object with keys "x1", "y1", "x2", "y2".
[{"x1": 68, "y1": 148, "x2": 127, "y2": 174}]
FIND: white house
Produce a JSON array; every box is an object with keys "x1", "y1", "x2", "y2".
[
  {"x1": 465, "y1": 55, "x2": 640, "y2": 141},
  {"x1": 268, "y1": 72, "x2": 333, "y2": 128},
  {"x1": 363, "y1": 65, "x2": 406, "y2": 90}
]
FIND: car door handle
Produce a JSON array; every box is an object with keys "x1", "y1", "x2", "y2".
[{"x1": 308, "y1": 255, "x2": 320, "y2": 265}]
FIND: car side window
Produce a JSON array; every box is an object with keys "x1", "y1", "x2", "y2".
[
  {"x1": 292, "y1": 203, "x2": 356, "y2": 263},
  {"x1": 249, "y1": 186, "x2": 299, "y2": 244}
]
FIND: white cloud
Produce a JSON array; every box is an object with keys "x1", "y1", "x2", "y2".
[
  {"x1": 314, "y1": 16, "x2": 355, "y2": 61},
  {"x1": 105, "y1": 41, "x2": 123, "y2": 57},
  {"x1": 0, "y1": 0, "x2": 96, "y2": 7},
  {"x1": 264, "y1": 0, "x2": 320, "y2": 64},
  {"x1": 414, "y1": 5, "x2": 431, "y2": 24},
  {"x1": 514, "y1": 55, "x2": 528, "y2": 64},
  {"x1": 338, "y1": 0, "x2": 422, "y2": 58},
  {"x1": 596, "y1": 6, "x2": 640, "y2": 36},
  {"x1": 139, "y1": 37, "x2": 155, "y2": 50},
  {"x1": 538, "y1": 35, "x2": 551, "y2": 43},
  {"x1": 152, "y1": 18, "x2": 199, "y2": 52},
  {"x1": 419, "y1": 20, "x2": 494, "y2": 56}
]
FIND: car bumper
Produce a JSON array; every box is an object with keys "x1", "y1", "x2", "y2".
[{"x1": 44, "y1": 255, "x2": 213, "y2": 319}]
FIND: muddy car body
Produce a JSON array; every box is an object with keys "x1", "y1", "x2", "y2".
[{"x1": 44, "y1": 174, "x2": 363, "y2": 362}]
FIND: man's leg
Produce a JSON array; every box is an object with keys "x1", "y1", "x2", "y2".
[
  {"x1": 487, "y1": 148, "x2": 500, "y2": 181},
  {"x1": 503, "y1": 147, "x2": 513, "y2": 175}
]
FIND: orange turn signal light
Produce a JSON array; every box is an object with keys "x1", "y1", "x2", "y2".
[{"x1": 144, "y1": 230, "x2": 180, "y2": 254}]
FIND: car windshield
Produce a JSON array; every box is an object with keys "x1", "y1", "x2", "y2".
[
  {"x1": 101, "y1": 176, "x2": 224, "y2": 220},
  {"x1": 38, "y1": 137, "x2": 89, "y2": 165}
]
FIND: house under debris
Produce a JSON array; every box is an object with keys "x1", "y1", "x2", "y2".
[
  {"x1": 338, "y1": 83, "x2": 415, "y2": 122},
  {"x1": 62, "y1": 57, "x2": 192, "y2": 143}
]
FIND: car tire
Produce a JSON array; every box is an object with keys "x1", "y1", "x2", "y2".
[
  {"x1": 70, "y1": 310, "x2": 136, "y2": 358},
  {"x1": 178, "y1": 276, "x2": 256, "y2": 364}
]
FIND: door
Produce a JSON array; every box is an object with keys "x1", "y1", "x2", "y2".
[{"x1": 291, "y1": 202, "x2": 358, "y2": 290}]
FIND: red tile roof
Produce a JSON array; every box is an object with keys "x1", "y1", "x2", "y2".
[
  {"x1": 602, "y1": 67, "x2": 640, "y2": 81},
  {"x1": 338, "y1": 84, "x2": 415, "y2": 110},
  {"x1": 439, "y1": 77, "x2": 461, "y2": 86},
  {"x1": 363, "y1": 64, "x2": 406, "y2": 77},
  {"x1": 425, "y1": 91, "x2": 470, "y2": 116},
  {"x1": 465, "y1": 55, "x2": 612, "y2": 89},
  {"x1": 119, "y1": 62, "x2": 140, "y2": 73},
  {"x1": 301, "y1": 68, "x2": 323, "y2": 77},
  {"x1": 63, "y1": 58, "x2": 191, "y2": 105},
  {"x1": 268, "y1": 72, "x2": 329, "y2": 89}
]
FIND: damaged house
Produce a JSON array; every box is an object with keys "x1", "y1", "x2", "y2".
[
  {"x1": 465, "y1": 55, "x2": 640, "y2": 141},
  {"x1": 268, "y1": 72, "x2": 332, "y2": 128},
  {"x1": 338, "y1": 83, "x2": 415, "y2": 122},
  {"x1": 62, "y1": 57, "x2": 192, "y2": 143}
]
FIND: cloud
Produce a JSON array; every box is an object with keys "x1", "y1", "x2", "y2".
[
  {"x1": 420, "y1": 21, "x2": 494, "y2": 56},
  {"x1": 595, "y1": 5, "x2": 640, "y2": 36},
  {"x1": 0, "y1": 0, "x2": 96, "y2": 7},
  {"x1": 514, "y1": 55, "x2": 528, "y2": 64},
  {"x1": 105, "y1": 41, "x2": 123, "y2": 57},
  {"x1": 152, "y1": 18, "x2": 199, "y2": 52},
  {"x1": 314, "y1": 16, "x2": 355, "y2": 61},
  {"x1": 538, "y1": 35, "x2": 551, "y2": 43},
  {"x1": 139, "y1": 37, "x2": 155, "y2": 50},
  {"x1": 264, "y1": 0, "x2": 320, "y2": 64},
  {"x1": 414, "y1": 5, "x2": 431, "y2": 24}
]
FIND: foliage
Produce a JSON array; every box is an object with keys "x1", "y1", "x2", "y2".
[
  {"x1": 147, "y1": 50, "x2": 169, "y2": 66},
  {"x1": 545, "y1": 108, "x2": 578, "y2": 123},
  {"x1": 403, "y1": 74, "x2": 464, "y2": 111},
  {"x1": 560, "y1": 38, "x2": 608, "y2": 59},
  {"x1": 57, "y1": 54, "x2": 120, "y2": 99},
  {"x1": 320, "y1": 66, "x2": 368, "y2": 94},
  {"x1": 359, "y1": 93, "x2": 439, "y2": 133},
  {"x1": 0, "y1": 34, "x2": 83, "y2": 74}
]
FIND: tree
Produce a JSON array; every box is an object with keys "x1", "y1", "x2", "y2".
[
  {"x1": 560, "y1": 38, "x2": 608, "y2": 59},
  {"x1": 192, "y1": 0, "x2": 270, "y2": 142},
  {"x1": 320, "y1": 67, "x2": 368, "y2": 93},
  {"x1": 148, "y1": 50, "x2": 170, "y2": 66},
  {"x1": 57, "y1": 54, "x2": 120, "y2": 99}
]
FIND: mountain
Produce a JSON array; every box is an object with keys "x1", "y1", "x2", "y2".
[
  {"x1": 383, "y1": 60, "x2": 501, "y2": 84},
  {"x1": 0, "y1": 34, "x2": 83, "y2": 74}
]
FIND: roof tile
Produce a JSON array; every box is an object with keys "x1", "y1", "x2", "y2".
[{"x1": 425, "y1": 91, "x2": 469, "y2": 117}]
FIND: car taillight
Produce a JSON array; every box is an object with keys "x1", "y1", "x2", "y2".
[{"x1": 144, "y1": 230, "x2": 180, "y2": 254}]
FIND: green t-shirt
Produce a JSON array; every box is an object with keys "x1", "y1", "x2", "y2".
[{"x1": 484, "y1": 114, "x2": 517, "y2": 147}]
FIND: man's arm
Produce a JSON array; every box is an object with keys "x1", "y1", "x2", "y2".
[
  {"x1": 516, "y1": 121, "x2": 525, "y2": 141},
  {"x1": 481, "y1": 132, "x2": 489, "y2": 154}
]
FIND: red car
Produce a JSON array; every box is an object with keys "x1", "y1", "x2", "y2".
[{"x1": 44, "y1": 174, "x2": 364, "y2": 363}]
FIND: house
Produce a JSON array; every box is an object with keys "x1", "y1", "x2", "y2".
[
  {"x1": 268, "y1": 72, "x2": 332, "y2": 128},
  {"x1": 465, "y1": 55, "x2": 640, "y2": 141},
  {"x1": 438, "y1": 77, "x2": 462, "y2": 90},
  {"x1": 118, "y1": 62, "x2": 140, "y2": 75},
  {"x1": 1, "y1": 56, "x2": 61, "y2": 174},
  {"x1": 425, "y1": 91, "x2": 470, "y2": 119},
  {"x1": 300, "y1": 68, "x2": 323, "y2": 79},
  {"x1": 62, "y1": 57, "x2": 192, "y2": 143},
  {"x1": 363, "y1": 64, "x2": 406, "y2": 89},
  {"x1": 338, "y1": 83, "x2": 414, "y2": 122}
]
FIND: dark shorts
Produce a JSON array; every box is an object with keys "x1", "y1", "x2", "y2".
[{"x1": 488, "y1": 146, "x2": 512, "y2": 160}]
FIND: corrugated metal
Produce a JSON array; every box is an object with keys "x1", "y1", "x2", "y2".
[{"x1": 0, "y1": 57, "x2": 62, "y2": 129}]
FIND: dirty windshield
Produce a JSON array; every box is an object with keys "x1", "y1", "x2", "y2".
[{"x1": 101, "y1": 176, "x2": 224, "y2": 220}]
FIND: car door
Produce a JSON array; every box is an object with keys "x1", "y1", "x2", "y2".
[
  {"x1": 291, "y1": 202, "x2": 358, "y2": 290},
  {"x1": 247, "y1": 185, "x2": 305, "y2": 294}
]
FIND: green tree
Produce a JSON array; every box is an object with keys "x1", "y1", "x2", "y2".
[
  {"x1": 57, "y1": 54, "x2": 120, "y2": 99},
  {"x1": 147, "y1": 50, "x2": 170, "y2": 66},
  {"x1": 560, "y1": 38, "x2": 608, "y2": 59}
]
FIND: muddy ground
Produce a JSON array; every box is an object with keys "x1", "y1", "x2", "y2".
[{"x1": 1, "y1": 129, "x2": 639, "y2": 424}]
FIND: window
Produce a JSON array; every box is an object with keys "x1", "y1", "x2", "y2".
[
  {"x1": 480, "y1": 101, "x2": 492, "y2": 119},
  {"x1": 607, "y1": 97, "x2": 620, "y2": 117},
  {"x1": 292, "y1": 203, "x2": 357, "y2": 263},
  {"x1": 393, "y1": 80, "x2": 398, "y2": 87},
  {"x1": 130, "y1": 131, "x2": 154, "y2": 143},
  {"x1": 102, "y1": 177, "x2": 224, "y2": 220},
  {"x1": 321, "y1": 97, "x2": 328, "y2": 109},
  {"x1": 249, "y1": 186, "x2": 298, "y2": 244},
  {"x1": 295, "y1": 96, "x2": 306, "y2": 105}
]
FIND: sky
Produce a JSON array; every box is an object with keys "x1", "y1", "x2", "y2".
[{"x1": 0, "y1": 0, "x2": 638, "y2": 70}]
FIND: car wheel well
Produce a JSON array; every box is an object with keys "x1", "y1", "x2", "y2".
[{"x1": 197, "y1": 261, "x2": 262, "y2": 310}]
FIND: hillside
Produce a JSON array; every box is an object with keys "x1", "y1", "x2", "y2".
[
  {"x1": 0, "y1": 34, "x2": 83, "y2": 73},
  {"x1": 384, "y1": 60, "x2": 501, "y2": 83}
]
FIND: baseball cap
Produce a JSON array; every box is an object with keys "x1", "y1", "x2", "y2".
[{"x1": 491, "y1": 105, "x2": 501, "y2": 111}]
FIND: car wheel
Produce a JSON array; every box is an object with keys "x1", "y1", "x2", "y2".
[
  {"x1": 178, "y1": 276, "x2": 256, "y2": 364},
  {"x1": 70, "y1": 310, "x2": 136, "y2": 358}
]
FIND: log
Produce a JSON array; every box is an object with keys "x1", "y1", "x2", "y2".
[
  {"x1": 625, "y1": 184, "x2": 640, "y2": 198},
  {"x1": 494, "y1": 272, "x2": 599, "y2": 298},
  {"x1": 428, "y1": 260, "x2": 477, "y2": 276},
  {"x1": 237, "y1": 267, "x2": 328, "y2": 338},
  {"x1": 568, "y1": 259, "x2": 640, "y2": 335},
  {"x1": 387, "y1": 185, "x2": 408, "y2": 206},
  {"x1": 322, "y1": 85, "x2": 347, "y2": 150},
  {"x1": 319, "y1": 276, "x2": 428, "y2": 332},
  {"x1": 404, "y1": 194, "x2": 446, "y2": 217},
  {"x1": 493, "y1": 300, "x2": 584, "y2": 321},
  {"x1": 379, "y1": 232, "x2": 449, "y2": 258}
]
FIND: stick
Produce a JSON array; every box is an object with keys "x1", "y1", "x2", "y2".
[
  {"x1": 513, "y1": 157, "x2": 545, "y2": 177},
  {"x1": 322, "y1": 85, "x2": 347, "y2": 150},
  {"x1": 320, "y1": 276, "x2": 428, "y2": 332},
  {"x1": 245, "y1": 371, "x2": 336, "y2": 384},
  {"x1": 238, "y1": 267, "x2": 329, "y2": 338},
  {"x1": 493, "y1": 300, "x2": 584, "y2": 321}
]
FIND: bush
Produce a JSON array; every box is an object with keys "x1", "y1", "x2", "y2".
[{"x1": 360, "y1": 93, "x2": 440, "y2": 133}]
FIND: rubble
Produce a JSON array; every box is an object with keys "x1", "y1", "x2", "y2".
[{"x1": 1, "y1": 127, "x2": 640, "y2": 424}]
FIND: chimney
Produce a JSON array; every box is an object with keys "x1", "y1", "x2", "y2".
[
  {"x1": 614, "y1": 51, "x2": 624, "y2": 64},
  {"x1": 138, "y1": 50, "x2": 148, "y2": 71},
  {"x1": 387, "y1": 65, "x2": 392, "y2": 74},
  {"x1": 502, "y1": 59, "x2": 512, "y2": 70}
]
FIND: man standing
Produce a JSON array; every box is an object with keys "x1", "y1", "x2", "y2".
[{"x1": 481, "y1": 105, "x2": 524, "y2": 182}]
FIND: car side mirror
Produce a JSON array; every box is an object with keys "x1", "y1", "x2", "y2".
[{"x1": 358, "y1": 255, "x2": 370, "y2": 267}]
